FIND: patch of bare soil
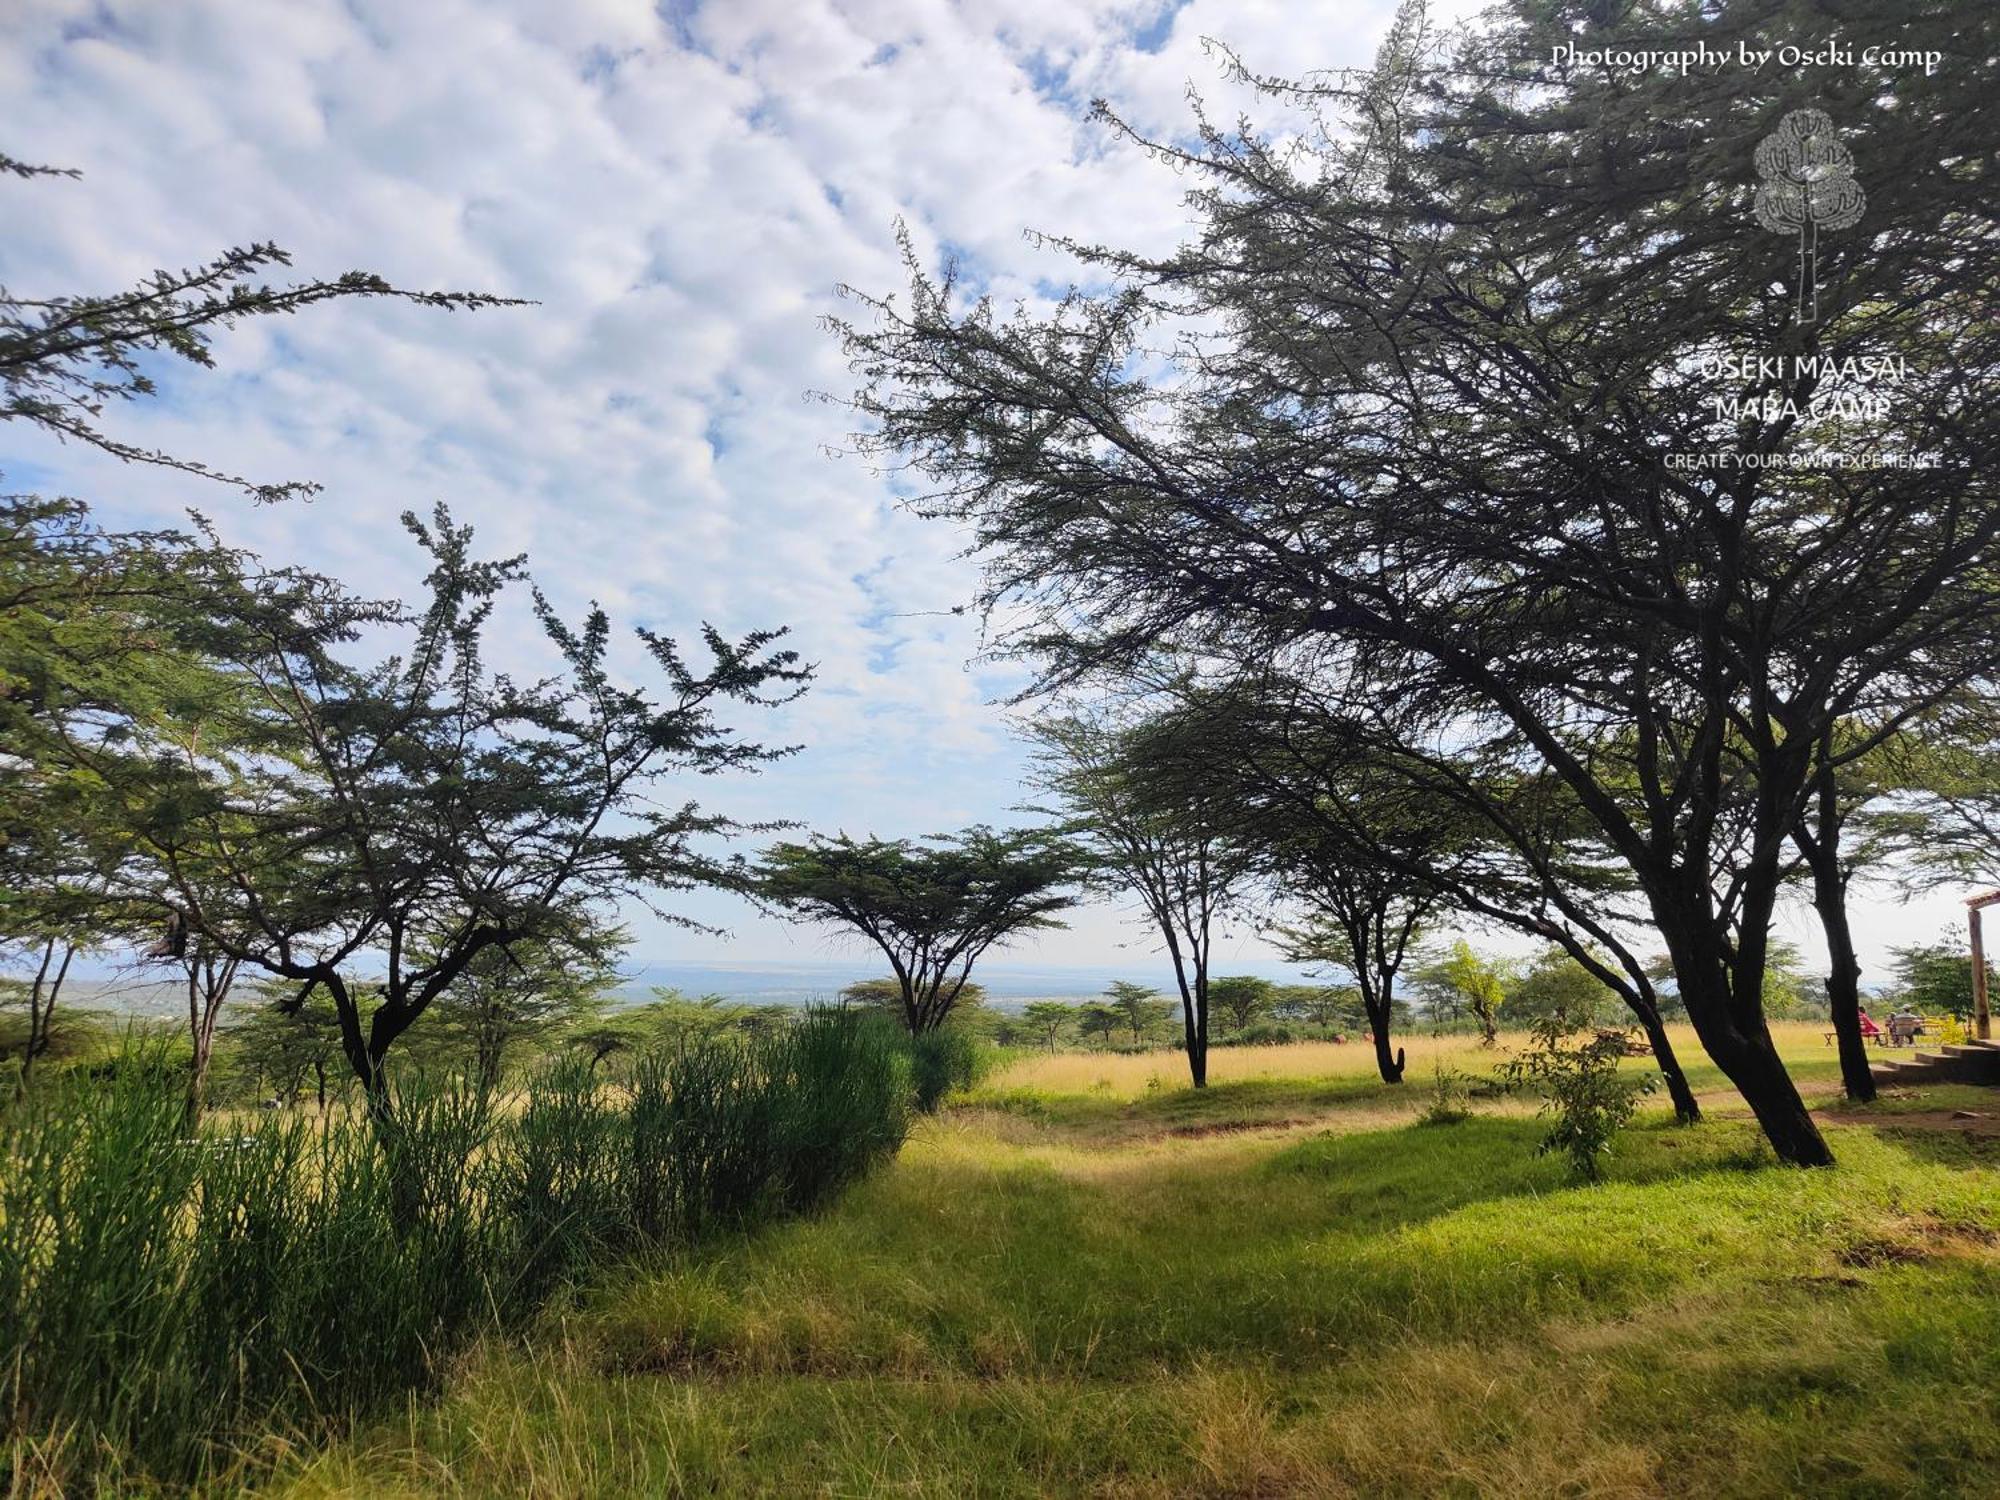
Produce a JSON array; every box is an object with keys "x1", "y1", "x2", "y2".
[{"x1": 1819, "y1": 1108, "x2": 2000, "y2": 1136}]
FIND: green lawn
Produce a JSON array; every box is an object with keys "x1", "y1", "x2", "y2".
[{"x1": 263, "y1": 1034, "x2": 2000, "y2": 1498}]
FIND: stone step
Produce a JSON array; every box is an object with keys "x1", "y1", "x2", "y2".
[{"x1": 1870, "y1": 1045, "x2": 2000, "y2": 1088}]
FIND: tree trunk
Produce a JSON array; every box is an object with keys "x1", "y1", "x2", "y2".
[
  {"x1": 1795, "y1": 773, "x2": 1874, "y2": 1102},
  {"x1": 1370, "y1": 1024, "x2": 1405, "y2": 1084},
  {"x1": 1673, "y1": 955, "x2": 1833, "y2": 1167},
  {"x1": 1363, "y1": 982, "x2": 1405, "y2": 1083},
  {"x1": 19, "y1": 939, "x2": 73, "y2": 1095},
  {"x1": 1633, "y1": 1005, "x2": 1702, "y2": 1125},
  {"x1": 182, "y1": 955, "x2": 235, "y2": 1129},
  {"x1": 1724, "y1": 1022, "x2": 1833, "y2": 1166},
  {"x1": 1179, "y1": 980, "x2": 1209, "y2": 1086},
  {"x1": 1813, "y1": 876, "x2": 1874, "y2": 1103},
  {"x1": 477, "y1": 1032, "x2": 504, "y2": 1096},
  {"x1": 186, "y1": 1031, "x2": 213, "y2": 1128}
]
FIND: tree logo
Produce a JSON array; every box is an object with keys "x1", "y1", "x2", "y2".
[{"x1": 1753, "y1": 107, "x2": 1864, "y2": 325}]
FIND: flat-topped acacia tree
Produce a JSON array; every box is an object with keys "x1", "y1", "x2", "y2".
[{"x1": 755, "y1": 828, "x2": 1083, "y2": 1034}]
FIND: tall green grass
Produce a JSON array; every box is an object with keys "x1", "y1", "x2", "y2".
[
  {"x1": 901, "y1": 1023, "x2": 991, "y2": 1114},
  {"x1": 502, "y1": 1010, "x2": 909, "y2": 1299},
  {"x1": 0, "y1": 1011, "x2": 909, "y2": 1491}
]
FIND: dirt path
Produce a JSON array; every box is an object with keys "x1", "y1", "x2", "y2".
[
  {"x1": 1690, "y1": 1085, "x2": 2000, "y2": 1136},
  {"x1": 1818, "y1": 1107, "x2": 2000, "y2": 1136}
]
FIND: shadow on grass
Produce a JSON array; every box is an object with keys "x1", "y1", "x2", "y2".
[
  {"x1": 960, "y1": 1072, "x2": 1439, "y2": 1145},
  {"x1": 597, "y1": 1111, "x2": 1874, "y2": 1380},
  {"x1": 1861, "y1": 1125, "x2": 2000, "y2": 1171}
]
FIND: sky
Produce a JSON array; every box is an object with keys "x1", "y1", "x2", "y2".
[{"x1": 0, "y1": 0, "x2": 1978, "y2": 984}]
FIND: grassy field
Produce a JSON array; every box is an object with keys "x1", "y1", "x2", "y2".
[{"x1": 257, "y1": 1024, "x2": 2000, "y2": 1498}]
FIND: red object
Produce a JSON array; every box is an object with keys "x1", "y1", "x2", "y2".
[{"x1": 1858, "y1": 1013, "x2": 1882, "y2": 1038}]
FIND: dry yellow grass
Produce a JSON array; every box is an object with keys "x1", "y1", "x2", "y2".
[{"x1": 989, "y1": 1020, "x2": 1838, "y2": 1101}]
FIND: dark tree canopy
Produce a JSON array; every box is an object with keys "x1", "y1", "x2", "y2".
[{"x1": 833, "y1": 0, "x2": 1998, "y2": 1163}]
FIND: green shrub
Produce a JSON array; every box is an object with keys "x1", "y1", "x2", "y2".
[
  {"x1": 502, "y1": 1053, "x2": 623, "y2": 1302},
  {"x1": 904, "y1": 1024, "x2": 989, "y2": 1112},
  {"x1": 0, "y1": 1058, "x2": 498, "y2": 1486},
  {"x1": 1417, "y1": 1059, "x2": 1473, "y2": 1126},
  {"x1": 1501, "y1": 1017, "x2": 1655, "y2": 1180},
  {"x1": 772, "y1": 1008, "x2": 911, "y2": 1199},
  {"x1": 1222, "y1": 1022, "x2": 1297, "y2": 1047}
]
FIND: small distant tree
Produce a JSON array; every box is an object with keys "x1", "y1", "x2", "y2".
[
  {"x1": 1028, "y1": 710, "x2": 1259, "y2": 1087},
  {"x1": 1077, "y1": 1002, "x2": 1122, "y2": 1047},
  {"x1": 1270, "y1": 983, "x2": 1361, "y2": 1032},
  {"x1": 1887, "y1": 936, "x2": 1995, "y2": 1017},
  {"x1": 1210, "y1": 975, "x2": 1275, "y2": 1034},
  {"x1": 1103, "y1": 979, "x2": 1174, "y2": 1044},
  {"x1": 1276, "y1": 905, "x2": 1428, "y2": 1084},
  {"x1": 756, "y1": 827, "x2": 1082, "y2": 1034},
  {"x1": 1414, "y1": 941, "x2": 1510, "y2": 1046},
  {"x1": 1759, "y1": 941, "x2": 1821, "y2": 1021},
  {"x1": 1, "y1": 935, "x2": 81, "y2": 1091},
  {"x1": 625, "y1": 991, "x2": 791, "y2": 1048},
  {"x1": 1508, "y1": 947, "x2": 1614, "y2": 1028},
  {"x1": 840, "y1": 975, "x2": 986, "y2": 1024},
  {"x1": 418, "y1": 929, "x2": 622, "y2": 1094},
  {"x1": 225, "y1": 983, "x2": 347, "y2": 1111},
  {"x1": 1021, "y1": 1000, "x2": 1074, "y2": 1053}
]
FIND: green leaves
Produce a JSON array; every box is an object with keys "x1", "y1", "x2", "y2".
[{"x1": 756, "y1": 827, "x2": 1084, "y2": 1033}]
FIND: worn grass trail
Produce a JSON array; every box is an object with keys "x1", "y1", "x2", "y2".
[{"x1": 266, "y1": 1026, "x2": 2000, "y2": 1498}]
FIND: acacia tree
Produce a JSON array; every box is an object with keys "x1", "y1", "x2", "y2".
[
  {"x1": 1028, "y1": 711, "x2": 1257, "y2": 1086},
  {"x1": 1104, "y1": 979, "x2": 1174, "y2": 1044},
  {"x1": 416, "y1": 927, "x2": 622, "y2": 1094},
  {"x1": 1270, "y1": 983, "x2": 1362, "y2": 1032},
  {"x1": 1, "y1": 153, "x2": 520, "y2": 503},
  {"x1": 111, "y1": 508, "x2": 807, "y2": 1117},
  {"x1": 835, "y1": 2, "x2": 1998, "y2": 1163},
  {"x1": 755, "y1": 827, "x2": 1081, "y2": 1034},
  {"x1": 1189, "y1": 679, "x2": 1713, "y2": 1119},
  {"x1": 3, "y1": 151, "x2": 520, "y2": 1108},
  {"x1": 1412, "y1": 941, "x2": 1510, "y2": 1046},
  {"x1": 1021, "y1": 1000, "x2": 1074, "y2": 1053},
  {"x1": 1209, "y1": 976, "x2": 1274, "y2": 1034},
  {"x1": 225, "y1": 981, "x2": 346, "y2": 1110}
]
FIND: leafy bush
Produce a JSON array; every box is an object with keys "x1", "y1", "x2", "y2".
[
  {"x1": 0, "y1": 1011, "x2": 910, "y2": 1489},
  {"x1": 771, "y1": 1007, "x2": 911, "y2": 1202},
  {"x1": 1416, "y1": 1059, "x2": 1473, "y2": 1126},
  {"x1": 1501, "y1": 1017, "x2": 1655, "y2": 1180},
  {"x1": 503, "y1": 1053, "x2": 624, "y2": 1301}
]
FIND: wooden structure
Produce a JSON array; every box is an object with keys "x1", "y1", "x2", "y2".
[{"x1": 1969, "y1": 889, "x2": 2000, "y2": 1041}]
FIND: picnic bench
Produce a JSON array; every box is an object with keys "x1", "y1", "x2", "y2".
[{"x1": 1823, "y1": 1015, "x2": 1952, "y2": 1048}]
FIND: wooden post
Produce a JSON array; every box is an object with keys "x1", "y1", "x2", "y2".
[{"x1": 1969, "y1": 893, "x2": 1999, "y2": 1042}]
